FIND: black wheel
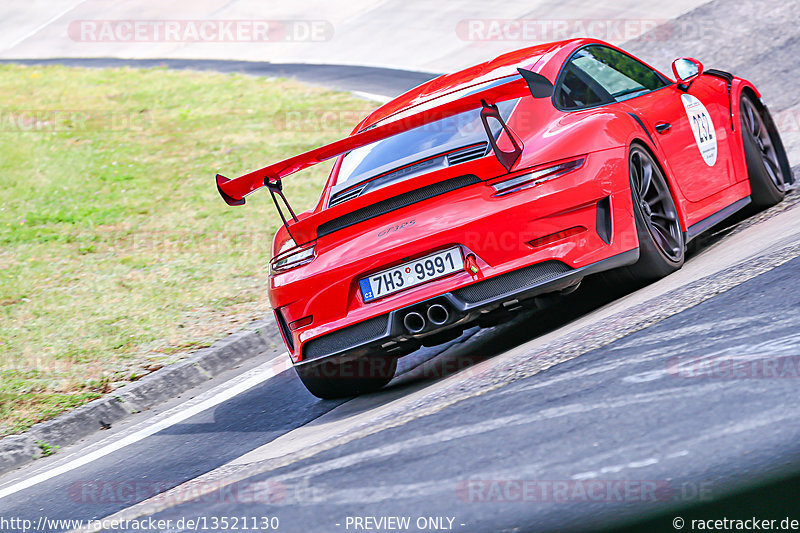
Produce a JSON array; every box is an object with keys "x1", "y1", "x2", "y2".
[
  {"x1": 603, "y1": 145, "x2": 684, "y2": 288},
  {"x1": 295, "y1": 355, "x2": 397, "y2": 399},
  {"x1": 740, "y1": 94, "x2": 790, "y2": 209}
]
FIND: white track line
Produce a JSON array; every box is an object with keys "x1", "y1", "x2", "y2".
[
  {"x1": 351, "y1": 90, "x2": 392, "y2": 103},
  {"x1": 2, "y1": 0, "x2": 88, "y2": 53},
  {"x1": 0, "y1": 354, "x2": 287, "y2": 501}
]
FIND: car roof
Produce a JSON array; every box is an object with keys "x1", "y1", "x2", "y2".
[{"x1": 357, "y1": 39, "x2": 575, "y2": 130}]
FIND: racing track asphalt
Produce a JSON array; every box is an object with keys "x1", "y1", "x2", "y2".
[
  {"x1": 2, "y1": 193, "x2": 799, "y2": 532},
  {"x1": 136, "y1": 247, "x2": 800, "y2": 533},
  {"x1": 0, "y1": 58, "x2": 438, "y2": 100},
  {"x1": 0, "y1": 334, "x2": 492, "y2": 524},
  {"x1": 2, "y1": 1, "x2": 800, "y2": 531}
]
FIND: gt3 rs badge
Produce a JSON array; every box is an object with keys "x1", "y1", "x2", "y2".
[{"x1": 681, "y1": 94, "x2": 717, "y2": 166}]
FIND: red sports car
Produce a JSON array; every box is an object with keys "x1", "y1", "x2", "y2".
[{"x1": 216, "y1": 38, "x2": 793, "y2": 398}]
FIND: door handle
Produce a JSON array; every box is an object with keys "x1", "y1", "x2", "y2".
[{"x1": 655, "y1": 122, "x2": 672, "y2": 134}]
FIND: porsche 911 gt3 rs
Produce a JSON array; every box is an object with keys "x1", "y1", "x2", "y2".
[{"x1": 215, "y1": 38, "x2": 794, "y2": 398}]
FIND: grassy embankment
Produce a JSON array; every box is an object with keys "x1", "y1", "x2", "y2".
[{"x1": 0, "y1": 64, "x2": 372, "y2": 436}]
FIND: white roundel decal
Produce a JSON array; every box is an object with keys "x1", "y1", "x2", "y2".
[{"x1": 681, "y1": 93, "x2": 717, "y2": 166}]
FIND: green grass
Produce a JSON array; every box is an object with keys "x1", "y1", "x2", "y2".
[{"x1": 0, "y1": 64, "x2": 373, "y2": 436}]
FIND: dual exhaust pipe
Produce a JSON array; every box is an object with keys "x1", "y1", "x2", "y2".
[{"x1": 402, "y1": 304, "x2": 450, "y2": 334}]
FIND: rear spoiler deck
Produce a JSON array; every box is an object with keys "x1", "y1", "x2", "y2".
[{"x1": 215, "y1": 69, "x2": 553, "y2": 237}]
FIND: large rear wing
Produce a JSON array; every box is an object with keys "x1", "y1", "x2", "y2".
[{"x1": 215, "y1": 68, "x2": 553, "y2": 236}]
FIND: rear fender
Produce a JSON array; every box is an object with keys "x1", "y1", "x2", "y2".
[
  {"x1": 731, "y1": 79, "x2": 793, "y2": 188},
  {"x1": 509, "y1": 101, "x2": 642, "y2": 170}
]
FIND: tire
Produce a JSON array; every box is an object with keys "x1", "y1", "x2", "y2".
[
  {"x1": 740, "y1": 94, "x2": 790, "y2": 209},
  {"x1": 603, "y1": 144, "x2": 684, "y2": 288},
  {"x1": 295, "y1": 354, "x2": 397, "y2": 399}
]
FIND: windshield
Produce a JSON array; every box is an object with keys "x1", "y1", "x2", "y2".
[{"x1": 331, "y1": 99, "x2": 519, "y2": 198}]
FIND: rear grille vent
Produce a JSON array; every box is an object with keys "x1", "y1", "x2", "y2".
[
  {"x1": 303, "y1": 315, "x2": 389, "y2": 361},
  {"x1": 447, "y1": 143, "x2": 488, "y2": 166},
  {"x1": 329, "y1": 184, "x2": 367, "y2": 207},
  {"x1": 329, "y1": 158, "x2": 443, "y2": 208},
  {"x1": 377, "y1": 157, "x2": 441, "y2": 186},
  {"x1": 318, "y1": 174, "x2": 481, "y2": 238},
  {"x1": 453, "y1": 261, "x2": 572, "y2": 303},
  {"x1": 328, "y1": 143, "x2": 487, "y2": 208}
]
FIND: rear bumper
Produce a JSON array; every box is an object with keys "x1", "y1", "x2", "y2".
[
  {"x1": 293, "y1": 248, "x2": 638, "y2": 367},
  {"x1": 272, "y1": 147, "x2": 637, "y2": 361}
]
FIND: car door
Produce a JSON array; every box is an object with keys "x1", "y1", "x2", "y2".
[
  {"x1": 625, "y1": 78, "x2": 736, "y2": 203},
  {"x1": 554, "y1": 45, "x2": 734, "y2": 203}
]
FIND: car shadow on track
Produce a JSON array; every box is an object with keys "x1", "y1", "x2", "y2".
[
  {"x1": 158, "y1": 205, "x2": 758, "y2": 439},
  {"x1": 381, "y1": 207, "x2": 758, "y2": 396},
  {"x1": 384, "y1": 274, "x2": 623, "y2": 392}
]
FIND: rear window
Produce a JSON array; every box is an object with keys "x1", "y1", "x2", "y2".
[{"x1": 332, "y1": 99, "x2": 518, "y2": 197}]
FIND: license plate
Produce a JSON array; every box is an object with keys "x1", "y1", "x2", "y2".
[{"x1": 359, "y1": 248, "x2": 463, "y2": 302}]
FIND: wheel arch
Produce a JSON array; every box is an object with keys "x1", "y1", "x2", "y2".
[
  {"x1": 628, "y1": 138, "x2": 691, "y2": 234},
  {"x1": 736, "y1": 85, "x2": 794, "y2": 189}
]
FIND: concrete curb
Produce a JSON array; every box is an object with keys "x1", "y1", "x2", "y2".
[
  {"x1": 0, "y1": 317, "x2": 284, "y2": 476},
  {"x1": 0, "y1": 58, "x2": 420, "y2": 478}
]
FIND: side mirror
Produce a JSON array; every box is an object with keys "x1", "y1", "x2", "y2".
[{"x1": 672, "y1": 58, "x2": 703, "y2": 90}]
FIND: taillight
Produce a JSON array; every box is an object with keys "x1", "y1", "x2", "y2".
[
  {"x1": 491, "y1": 157, "x2": 585, "y2": 196},
  {"x1": 270, "y1": 245, "x2": 315, "y2": 274}
]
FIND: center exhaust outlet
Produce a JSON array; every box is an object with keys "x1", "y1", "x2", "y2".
[
  {"x1": 403, "y1": 311, "x2": 426, "y2": 334},
  {"x1": 427, "y1": 304, "x2": 450, "y2": 325}
]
